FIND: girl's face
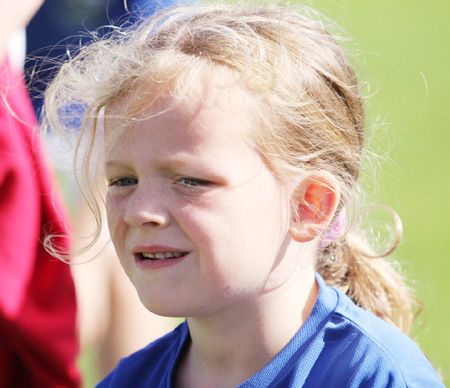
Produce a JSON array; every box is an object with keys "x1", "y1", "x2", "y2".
[{"x1": 104, "y1": 87, "x2": 297, "y2": 318}]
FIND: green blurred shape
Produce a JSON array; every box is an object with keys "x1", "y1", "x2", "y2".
[{"x1": 308, "y1": 0, "x2": 450, "y2": 383}]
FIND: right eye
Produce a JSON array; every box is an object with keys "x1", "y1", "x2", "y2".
[
  {"x1": 109, "y1": 177, "x2": 138, "y2": 187},
  {"x1": 175, "y1": 177, "x2": 211, "y2": 188}
]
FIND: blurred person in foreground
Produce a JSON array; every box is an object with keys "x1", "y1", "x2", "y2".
[{"x1": 0, "y1": 0, "x2": 80, "y2": 386}]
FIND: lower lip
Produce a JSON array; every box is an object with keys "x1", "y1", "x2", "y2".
[{"x1": 134, "y1": 254, "x2": 188, "y2": 270}]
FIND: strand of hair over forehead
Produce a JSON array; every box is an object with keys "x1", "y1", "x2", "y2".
[{"x1": 47, "y1": 2, "x2": 360, "y2": 139}]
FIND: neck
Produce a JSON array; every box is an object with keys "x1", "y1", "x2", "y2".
[{"x1": 176, "y1": 269, "x2": 318, "y2": 388}]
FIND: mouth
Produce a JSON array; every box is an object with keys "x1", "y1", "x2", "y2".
[{"x1": 138, "y1": 251, "x2": 188, "y2": 261}]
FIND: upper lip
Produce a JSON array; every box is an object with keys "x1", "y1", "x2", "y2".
[{"x1": 132, "y1": 245, "x2": 188, "y2": 255}]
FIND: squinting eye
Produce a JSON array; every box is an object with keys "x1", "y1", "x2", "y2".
[
  {"x1": 176, "y1": 177, "x2": 210, "y2": 188},
  {"x1": 109, "y1": 177, "x2": 138, "y2": 187}
]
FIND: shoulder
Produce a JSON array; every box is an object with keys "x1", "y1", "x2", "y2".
[
  {"x1": 245, "y1": 275, "x2": 444, "y2": 388},
  {"x1": 97, "y1": 321, "x2": 188, "y2": 388},
  {"x1": 312, "y1": 275, "x2": 444, "y2": 387}
]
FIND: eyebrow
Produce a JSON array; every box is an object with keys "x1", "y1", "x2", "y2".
[
  {"x1": 104, "y1": 155, "x2": 198, "y2": 171},
  {"x1": 104, "y1": 160, "x2": 132, "y2": 170}
]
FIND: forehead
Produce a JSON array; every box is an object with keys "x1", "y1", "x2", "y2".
[{"x1": 104, "y1": 76, "x2": 256, "y2": 149}]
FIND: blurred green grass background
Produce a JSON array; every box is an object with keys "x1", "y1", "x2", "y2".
[{"x1": 309, "y1": 0, "x2": 450, "y2": 383}]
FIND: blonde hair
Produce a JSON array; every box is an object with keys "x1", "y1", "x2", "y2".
[{"x1": 44, "y1": 2, "x2": 419, "y2": 333}]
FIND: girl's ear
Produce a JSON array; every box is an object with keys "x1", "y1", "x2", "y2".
[{"x1": 289, "y1": 171, "x2": 341, "y2": 243}]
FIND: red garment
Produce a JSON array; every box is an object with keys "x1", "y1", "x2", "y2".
[{"x1": 0, "y1": 58, "x2": 80, "y2": 388}]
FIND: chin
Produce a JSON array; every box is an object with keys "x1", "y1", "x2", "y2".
[{"x1": 137, "y1": 294, "x2": 188, "y2": 319}]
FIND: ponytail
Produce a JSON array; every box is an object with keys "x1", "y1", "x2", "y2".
[{"x1": 316, "y1": 206, "x2": 421, "y2": 334}]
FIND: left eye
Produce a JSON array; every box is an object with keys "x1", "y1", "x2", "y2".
[{"x1": 176, "y1": 177, "x2": 211, "y2": 188}]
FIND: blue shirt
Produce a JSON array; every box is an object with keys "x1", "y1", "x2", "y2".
[{"x1": 98, "y1": 274, "x2": 444, "y2": 387}]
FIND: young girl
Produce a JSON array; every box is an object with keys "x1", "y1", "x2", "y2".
[{"x1": 44, "y1": 2, "x2": 445, "y2": 387}]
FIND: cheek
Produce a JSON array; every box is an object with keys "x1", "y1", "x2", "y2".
[
  {"x1": 105, "y1": 195, "x2": 125, "y2": 244},
  {"x1": 176, "y1": 205, "x2": 214, "y2": 243}
]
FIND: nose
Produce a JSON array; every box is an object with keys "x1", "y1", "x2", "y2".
[{"x1": 123, "y1": 187, "x2": 170, "y2": 229}]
